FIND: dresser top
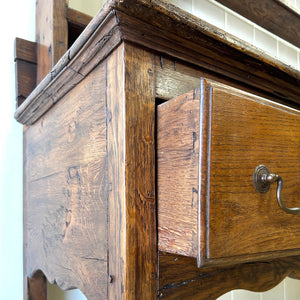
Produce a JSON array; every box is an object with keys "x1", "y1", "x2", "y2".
[{"x1": 15, "y1": 0, "x2": 300, "y2": 125}]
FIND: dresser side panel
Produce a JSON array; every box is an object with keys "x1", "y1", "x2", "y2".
[{"x1": 24, "y1": 61, "x2": 108, "y2": 299}]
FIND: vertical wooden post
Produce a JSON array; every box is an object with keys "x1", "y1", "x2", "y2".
[
  {"x1": 107, "y1": 43, "x2": 157, "y2": 299},
  {"x1": 35, "y1": 0, "x2": 68, "y2": 84},
  {"x1": 27, "y1": 271, "x2": 47, "y2": 300},
  {"x1": 25, "y1": 1, "x2": 68, "y2": 299}
]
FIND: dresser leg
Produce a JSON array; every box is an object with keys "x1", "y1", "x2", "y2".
[{"x1": 27, "y1": 271, "x2": 47, "y2": 300}]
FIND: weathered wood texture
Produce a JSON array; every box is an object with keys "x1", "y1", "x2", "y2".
[
  {"x1": 154, "y1": 55, "x2": 300, "y2": 109},
  {"x1": 158, "y1": 79, "x2": 300, "y2": 268},
  {"x1": 27, "y1": 270, "x2": 47, "y2": 300},
  {"x1": 217, "y1": 0, "x2": 300, "y2": 49},
  {"x1": 14, "y1": 38, "x2": 37, "y2": 107},
  {"x1": 16, "y1": 0, "x2": 300, "y2": 125},
  {"x1": 159, "y1": 252, "x2": 300, "y2": 299},
  {"x1": 36, "y1": 0, "x2": 68, "y2": 83},
  {"x1": 107, "y1": 43, "x2": 157, "y2": 299},
  {"x1": 24, "y1": 61, "x2": 108, "y2": 299},
  {"x1": 106, "y1": 44, "x2": 126, "y2": 299},
  {"x1": 123, "y1": 43, "x2": 157, "y2": 299},
  {"x1": 16, "y1": 10, "x2": 121, "y2": 125},
  {"x1": 114, "y1": 0, "x2": 300, "y2": 106}
]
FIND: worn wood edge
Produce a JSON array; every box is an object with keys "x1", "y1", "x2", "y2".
[
  {"x1": 159, "y1": 252, "x2": 300, "y2": 299},
  {"x1": 197, "y1": 79, "x2": 211, "y2": 269},
  {"x1": 27, "y1": 268, "x2": 78, "y2": 292},
  {"x1": 15, "y1": 0, "x2": 300, "y2": 125},
  {"x1": 123, "y1": 43, "x2": 157, "y2": 299},
  {"x1": 114, "y1": 7, "x2": 300, "y2": 107},
  {"x1": 114, "y1": 0, "x2": 300, "y2": 80},
  {"x1": 15, "y1": 8, "x2": 122, "y2": 125},
  {"x1": 15, "y1": 38, "x2": 37, "y2": 63},
  {"x1": 205, "y1": 77, "x2": 300, "y2": 115}
]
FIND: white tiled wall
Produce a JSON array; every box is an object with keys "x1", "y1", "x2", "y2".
[
  {"x1": 167, "y1": 0, "x2": 300, "y2": 71},
  {"x1": 166, "y1": 0, "x2": 300, "y2": 299}
]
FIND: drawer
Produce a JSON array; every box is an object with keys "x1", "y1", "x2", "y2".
[{"x1": 157, "y1": 78, "x2": 300, "y2": 268}]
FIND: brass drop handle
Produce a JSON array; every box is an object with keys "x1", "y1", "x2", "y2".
[{"x1": 253, "y1": 165, "x2": 300, "y2": 215}]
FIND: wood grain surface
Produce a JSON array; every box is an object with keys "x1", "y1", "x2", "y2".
[
  {"x1": 123, "y1": 43, "x2": 157, "y2": 299},
  {"x1": 159, "y1": 252, "x2": 300, "y2": 299},
  {"x1": 24, "y1": 61, "x2": 108, "y2": 299},
  {"x1": 14, "y1": 38, "x2": 37, "y2": 107},
  {"x1": 158, "y1": 78, "x2": 300, "y2": 268},
  {"x1": 16, "y1": 0, "x2": 300, "y2": 125},
  {"x1": 36, "y1": 0, "x2": 68, "y2": 84},
  {"x1": 27, "y1": 270, "x2": 47, "y2": 300},
  {"x1": 107, "y1": 43, "x2": 157, "y2": 299}
]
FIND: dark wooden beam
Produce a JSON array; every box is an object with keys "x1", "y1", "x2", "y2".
[
  {"x1": 14, "y1": 38, "x2": 37, "y2": 107},
  {"x1": 217, "y1": 0, "x2": 300, "y2": 48}
]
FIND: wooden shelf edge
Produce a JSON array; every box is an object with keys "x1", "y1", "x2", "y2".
[{"x1": 15, "y1": 0, "x2": 300, "y2": 125}]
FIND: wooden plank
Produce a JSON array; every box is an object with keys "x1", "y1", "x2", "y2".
[
  {"x1": 116, "y1": 10, "x2": 300, "y2": 107},
  {"x1": 15, "y1": 60, "x2": 37, "y2": 107},
  {"x1": 16, "y1": 11, "x2": 122, "y2": 125},
  {"x1": 16, "y1": 0, "x2": 300, "y2": 125},
  {"x1": 157, "y1": 90, "x2": 201, "y2": 258},
  {"x1": 24, "y1": 61, "x2": 108, "y2": 300},
  {"x1": 217, "y1": 0, "x2": 300, "y2": 49},
  {"x1": 107, "y1": 43, "x2": 157, "y2": 299},
  {"x1": 154, "y1": 55, "x2": 300, "y2": 109},
  {"x1": 107, "y1": 44, "x2": 126, "y2": 300},
  {"x1": 15, "y1": 38, "x2": 37, "y2": 64},
  {"x1": 27, "y1": 271, "x2": 47, "y2": 300},
  {"x1": 159, "y1": 252, "x2": 300, "y2": 299},
  {"x1": 15, "y1": 38, "x2": 37, "y2": 107},
  {"x1": 123, "y1": 43, "x2": 157, "y2": 299},
  {"x1": 67, "y1": 8, "x2": 92, "y2": 28},
  {"x1": 157, "y1": 79, "x2": 300, "y2": 268},
  {"x1": 36, "y1": 0, "x2": 68, "y2": 84}
]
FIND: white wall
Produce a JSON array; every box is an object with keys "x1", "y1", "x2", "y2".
[{"x1": 0, "y1": 0, "x2": 35, "y2": 299}]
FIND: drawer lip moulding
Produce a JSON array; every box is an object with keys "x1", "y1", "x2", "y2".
[{"x1": 157, "y1": 78, "x2": 300, "y2": 268}]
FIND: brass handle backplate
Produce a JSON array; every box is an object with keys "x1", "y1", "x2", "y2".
[{"x1": 253, "y1": 165, "x2": 300, "y2": 215}]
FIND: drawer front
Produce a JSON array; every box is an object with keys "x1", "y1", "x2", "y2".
[{"x1": 157, "y1": 78, "x2": 300, "y2": 268}]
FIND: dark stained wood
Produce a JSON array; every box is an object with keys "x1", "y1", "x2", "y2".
[
  {"x1": 157, "y1": 79, "x2": 300, "y2": 268},
  {"x1": 159, "y1": 252, "x2": 300, "y2": 299},
  {"x1": 217, "y1": 0, "x2": 300, "y2": 49},
  {"x1": 24, "y1": 61, "x2": 108, "y2": 299},
  {"x1": 16, "y1": 11, "x2": 121, "y2": 125},
  {"x1": 15, "y1": 38, "x2": 37, "y2": 107},
  {"x1": 36, "y1": 0, "x2": 68, "y2": 84},
  {"x1": 16, "y1": 0, "x2": 300, "y2": 125},
  {"x1": 27, "y1": 270, "x2": 47, "y2": 300},
  {"x1": 107, "y1": 43, "x2": 157, "y2": 299},
  {"x1": 15, "y1": 38, "x2": 37, "y2": 64},
  {"x1": 67, "y1": 8, "x2": 92, "y2": 28},
  {"x1": 113, "y1": 0, "x2": 300, "y2": 105},
  {"x1": 123, "y1": 43, "x2": 157, "y2": 299},
  {"x1": 154, "y1": 55, "x2": 300, "y2": 110},
  {"x1": 66, "y1": 8, "x2": 93, "y2": 47}
]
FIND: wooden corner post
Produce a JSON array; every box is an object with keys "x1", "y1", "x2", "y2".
[{"x1": 107, "y1": 42, "x2": 157, "y2": 299}]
